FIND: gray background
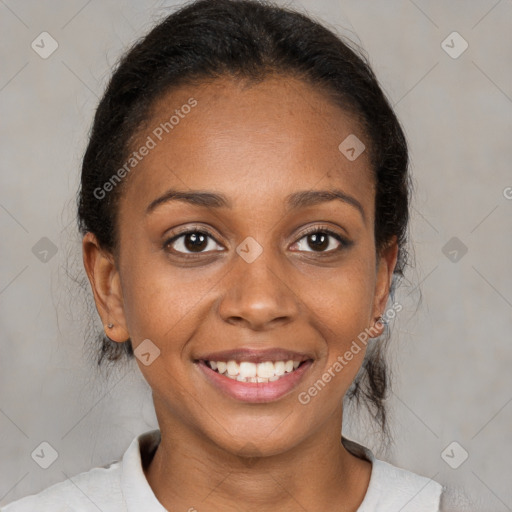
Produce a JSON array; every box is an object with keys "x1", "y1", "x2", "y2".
[{"x1": 1, "y1": 0, "x2": 511, "y2": 510}]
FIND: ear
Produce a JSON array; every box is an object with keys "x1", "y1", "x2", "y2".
[
  {"x1": 82, "y1": 232, "x2": 130, "y2": 343},
  {"x1": 370, "y1": 236, "x2": 399, "y2": 336}
]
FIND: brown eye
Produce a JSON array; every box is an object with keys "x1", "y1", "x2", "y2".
[
  {"x1": 309, "y1": 233, "x2": 331, "y2": 251},
  {"x1": 165, "y1": 230, "x2": 223, "y2": 255},
  {"x1": 293, "y1": 227, "x2": 351, "y2": 253}
]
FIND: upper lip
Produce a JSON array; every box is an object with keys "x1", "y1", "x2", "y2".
[{"x1": 195, "y1": 348, "x2": 314, "y2": 364}]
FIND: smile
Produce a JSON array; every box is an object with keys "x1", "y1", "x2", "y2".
[
  {"x1": 195, "y1": 348, "x2": 314, "y2": 403},
  {"x1": 206, "y1": 359, "x2": 302, "y2": 383}
]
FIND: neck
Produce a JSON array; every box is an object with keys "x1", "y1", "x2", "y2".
[{"x1": 144, "y1": 404, "x2": 371, "y2": 512}]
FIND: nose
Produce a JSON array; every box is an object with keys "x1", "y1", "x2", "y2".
[{"x1": 217, "y1": 249, "x2": 299, "y2": 331}]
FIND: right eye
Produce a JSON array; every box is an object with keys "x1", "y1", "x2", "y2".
[{"x1": 164, "y1": 229, "x2": 224, "y2": 256}]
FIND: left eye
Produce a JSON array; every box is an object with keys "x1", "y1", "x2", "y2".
[
  {"x1": 165, "y1": 231, "x2": 223, "y2": 254},
  {"x1": 293, "y1": 229, "x2": 345, "y2": 253}
]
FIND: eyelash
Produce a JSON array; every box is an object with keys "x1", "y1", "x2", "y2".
[{"x1": 163, "y1": 224, "x2": 351, "y2": 258}]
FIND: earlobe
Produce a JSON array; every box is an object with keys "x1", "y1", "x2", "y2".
[{"x1": 82, "y1": 233, "x2": 130, "y2": 343}]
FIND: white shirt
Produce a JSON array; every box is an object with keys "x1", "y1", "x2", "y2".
[{"x1": 2, "y1": 429, "x2": 443, "y2": 511}]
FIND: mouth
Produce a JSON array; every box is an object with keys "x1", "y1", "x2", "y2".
[{"x1": 195, "y1": 348, "x2": 314, "y2": 403}]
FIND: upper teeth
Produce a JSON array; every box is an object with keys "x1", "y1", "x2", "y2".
[{"x1": 208, "y1": 360, "x2": 301, "y2": 382}]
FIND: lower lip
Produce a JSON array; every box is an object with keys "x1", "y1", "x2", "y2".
[{"x1": 196, "y1": 360, "x2": 313, "y2": 403}]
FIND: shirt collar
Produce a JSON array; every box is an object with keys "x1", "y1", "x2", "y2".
[
  {"x1": 120, "y1": 430, "x2": 377, "y2": 511},
  {"x1": 120, "y1": 429, "x2": 167, "y2": 512}
]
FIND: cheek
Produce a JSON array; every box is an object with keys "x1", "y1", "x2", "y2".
[
  {"x1": 297, "y1": 256, "x2": 376, "y2": 382},
  {"x1": 119, "y1": 254, "x2": 217, "y2": 349},
  {"x1": 301, "y1": 257, "x2": 376, "y2": 334},
  {"x1": 119, "y1": 263, "x2": 205, "y2": 395}
]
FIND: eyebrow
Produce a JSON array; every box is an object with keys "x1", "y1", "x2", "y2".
[
  {"x1": 146, "y1": 190, "x2": 232, "y2": 213},
  {"x1": 146, "y1": 188, "x2": 366, "y2": 222},
  {"x1": 286, "y1": 189, "x2": 366, "y2": 222}
]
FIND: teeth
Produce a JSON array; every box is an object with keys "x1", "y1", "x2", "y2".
[
  {"x1": 239, "y1": 361, "x2": 257, "y2": 378},
  {"x1": 207, "y1": 359, "x2": 303, "y2": 382},
  {"x1": 227, "y1": 360, "x2": 239, "y2": 376},
  {"x1": 257, "y1": 361, "x2": 274, "y2": 379},
  {"x1": 274, "y1": 361, "x2": 285, "y2": 376}
]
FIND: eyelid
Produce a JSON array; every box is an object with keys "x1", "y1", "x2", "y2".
[
  {"x1": 297, "y1": 224, "x2": 347, "y2": 240},
  {"x1": 165, "y1": 223, "x2": 219, "y2": 240}
]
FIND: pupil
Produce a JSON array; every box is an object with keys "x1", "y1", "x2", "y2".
[
  {"x1": 185, "y1": 232, "x2": 207, "y2": 252},
  {"x1": 309, "y1": 233, "x2": 328, "y2": 251}
]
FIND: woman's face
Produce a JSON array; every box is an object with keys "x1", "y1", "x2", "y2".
[{"x1": 87, "y1": 75, "x2": 397, "y2": 456}]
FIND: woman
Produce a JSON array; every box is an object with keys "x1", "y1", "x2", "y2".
[{"x1": 3, "y1": 0, "x2": 469, "y2": 510}]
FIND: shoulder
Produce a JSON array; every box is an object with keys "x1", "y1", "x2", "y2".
[
  {"x1": 361, "y1": 458, "x2": 443, "y2": 511},
  {"x1": 1, "y1": 429, "x2": 162, "y2": 512},
  {"x1": 342, "y1": 437, "x2": 442, "y2": 512},
  {"x1": 1, "y1": 461, "x2": 123, "y2": 512},
  {"x1": 438, "y1": 485, "x2": 476, "y2": 511}
]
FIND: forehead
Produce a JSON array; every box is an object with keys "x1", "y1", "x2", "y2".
[{"x1": 120, "y1": 75, "x2": 375, "y2": 221}]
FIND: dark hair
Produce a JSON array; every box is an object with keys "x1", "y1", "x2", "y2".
[{"x1": 77, "y1": 0, "x2": 410, "y2": 435}]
